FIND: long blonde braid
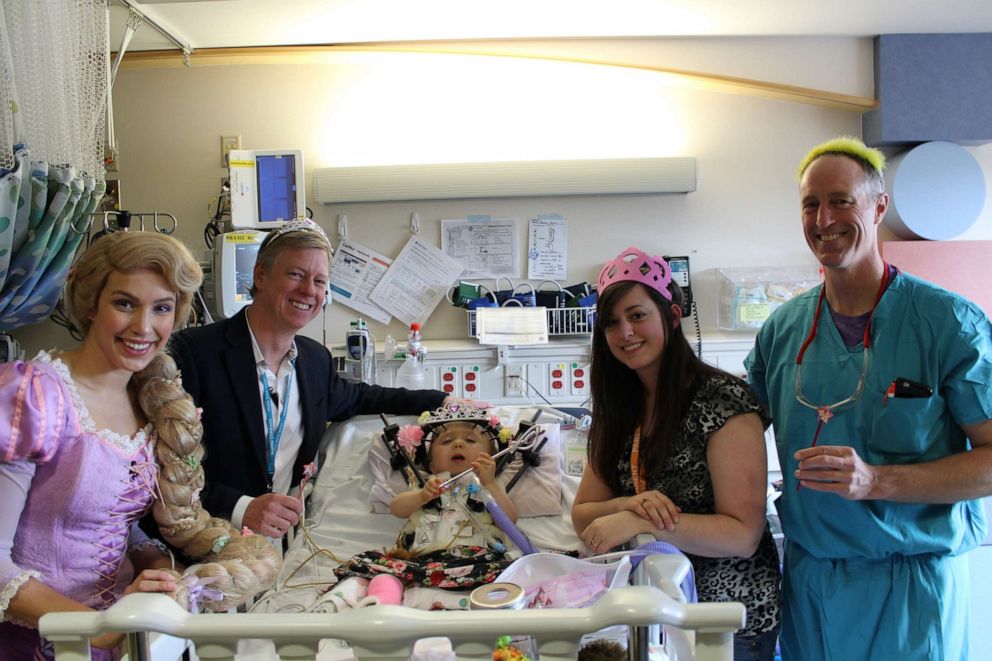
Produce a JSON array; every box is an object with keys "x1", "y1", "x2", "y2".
[{"x1": 133, "y1": 352, "x2": 281, "y2": 611}]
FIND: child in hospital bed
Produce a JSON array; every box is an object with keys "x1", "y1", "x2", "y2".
[{"x1": 331, "y1": 403, "x2": 519, "y2": 601}]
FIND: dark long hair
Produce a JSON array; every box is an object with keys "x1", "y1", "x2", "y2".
[{"x1": 589, "y1": 281, "x2": 721, "y2": 494}]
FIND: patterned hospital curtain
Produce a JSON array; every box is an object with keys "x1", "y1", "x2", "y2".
[
  {"x1": 0, "y1": 148, "x2": 18, "y2": 291},
  {"x1": 0, "y1": 153, "x2": 103, "y2": 329},
  {"x1": 0, "y1": 1, "x2": 108, "y2": 331}
]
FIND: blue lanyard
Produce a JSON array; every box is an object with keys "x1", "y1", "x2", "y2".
[{"x1": 261, "y1": 367, "x2": 294, "y2": 483}]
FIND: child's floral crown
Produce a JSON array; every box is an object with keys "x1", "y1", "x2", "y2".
[{"x1": 396, "y1": 402, "x2": 513, "y2": 464}]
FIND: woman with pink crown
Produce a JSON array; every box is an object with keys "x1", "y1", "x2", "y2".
[{"x1": 572, "y1": 246, "x2": 782, "y2": 660}]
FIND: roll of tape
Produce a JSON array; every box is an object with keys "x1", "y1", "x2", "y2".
[{"x1": 469, "y1": 582, "x2": 525, "y2": 610}]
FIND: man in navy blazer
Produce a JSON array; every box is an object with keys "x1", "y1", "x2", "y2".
[{"x1": 170, "y1": 220, "x2": 447, "y2": 538}]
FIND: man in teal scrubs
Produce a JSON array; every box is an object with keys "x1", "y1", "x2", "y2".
[{"x1": 746, "y1": 136, "x2": 992, "y2": 660}]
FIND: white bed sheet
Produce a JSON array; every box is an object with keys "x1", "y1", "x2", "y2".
[
  {"x1": 41, "y1": 407, "x2": 744, "y2": 661},
  {"x1": 253, "y1": 405, "x2": 584, "y2": 617}
]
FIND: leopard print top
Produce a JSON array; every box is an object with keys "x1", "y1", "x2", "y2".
[{"x1": 617, "y1": 374, "x2": 782, "y2": 637}]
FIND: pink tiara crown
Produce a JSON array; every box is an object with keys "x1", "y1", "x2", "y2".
[{"x1": 597, "y1": 246, "x2": 673, "y2": 301}]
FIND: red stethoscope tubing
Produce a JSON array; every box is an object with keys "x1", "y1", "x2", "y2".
[
  {"x1": 795, "y1": 262, "x2": 890, "y2": 366},
  {"x1": 793, "y1": 263, "x2": 890, "y2": 491}
]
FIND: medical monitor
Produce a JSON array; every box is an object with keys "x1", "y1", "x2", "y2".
[
  {"x1": 212, "y1": 230, "x2": 264, "y2": 318},
  {"x1": 229, "y1": 149, "x2": 305, "y2": 229}
]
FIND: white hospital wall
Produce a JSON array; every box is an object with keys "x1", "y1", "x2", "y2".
[{"x1": 10, "y1": 36, "x2": 963, "y2": 353}]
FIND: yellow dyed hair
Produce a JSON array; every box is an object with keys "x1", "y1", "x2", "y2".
[{"x1": 797, "y1": 135, "x2": 886, "y2": 179}]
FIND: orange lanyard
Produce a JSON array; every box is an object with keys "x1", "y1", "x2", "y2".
[{"x1": 630, "y1": 426, "x2": 647, "y2": 494}]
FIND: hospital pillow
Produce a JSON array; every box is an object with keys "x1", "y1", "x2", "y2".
[{"x1": 368, "y1": 422, "x2": 563, "y2": 518}]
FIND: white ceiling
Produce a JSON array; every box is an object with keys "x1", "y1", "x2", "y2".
[{"x1": 111, "y1": 0, "x2": 992, "y2": 52}]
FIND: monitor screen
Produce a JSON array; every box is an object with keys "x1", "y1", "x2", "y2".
[
  {"x1": 213, "y1": 231, "x2": 264, "y2": 318},
  {"x1": 232, "y1": 241, "x2": 259, "y2": 303},
  {"x1": 229, "y1": 148, "x2": 305, "y2": 229},
  {"x1": 256, "y1": 154, "x2": 298, "y2": 222}
]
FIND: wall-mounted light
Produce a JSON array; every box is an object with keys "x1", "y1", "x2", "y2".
[
  {"x1": 311, "y1": 51, "x2": 687, "y2": 169},
  {"x1": 312, "y1": 156, "x2": 698, "y2": 203}
]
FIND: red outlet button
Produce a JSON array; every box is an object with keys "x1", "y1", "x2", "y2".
[
  {"x1": 574, "y1": 368, "x2": 585, "y2": 377},
  {"x1": 552, "y1": 380, "x2": 563, "y2": 389},
  {"x1": 466, "y1": 383, "x2": 477, "y2": 392},
  {"x1": 574, "y1": 380, "x2": 585, "y2": 389},
  {"x1": 443, "y1": 373, "x2": 455, "y2": 382},
  {"x1": 443, "y1": 384, "x2": 454, "y2": 392}
]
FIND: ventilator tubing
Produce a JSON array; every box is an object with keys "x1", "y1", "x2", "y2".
[{"x1": 485, "y1": 496, "x2": 538, "y2": 555}]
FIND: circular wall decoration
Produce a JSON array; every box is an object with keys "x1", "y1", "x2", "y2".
[{"x1": 884, "y1": 141, "x2": 986, "y2": 240}]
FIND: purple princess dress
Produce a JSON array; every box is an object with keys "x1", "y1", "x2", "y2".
[{"x1": 0, "y1": 354, "x2": 163, "y2": 660}]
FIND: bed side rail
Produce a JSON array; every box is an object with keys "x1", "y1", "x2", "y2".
[
  {"x1": 40, "y1": 584, "x2": 744, "y2": 661},
  {"x1": 633, "y1": 551, "x2": 740, "y2": 660}
]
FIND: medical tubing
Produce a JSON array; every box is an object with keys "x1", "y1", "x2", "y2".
[{"x1": 484, "y1": 494, "x2": 539, "y2": 555}]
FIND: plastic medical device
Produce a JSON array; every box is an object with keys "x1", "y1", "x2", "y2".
[
  {"x1": 394, "y1": 323, "x2": 427, "y2": 389},
  {"x1": 344, "y1": 319, "x2": 376, "y2": 385},
  {"x1": 229, "y1": 149, "x2": 306, "y2": 229},
  {"x1": 208, "y1": 230, "x2": 264, "y2": 319}
]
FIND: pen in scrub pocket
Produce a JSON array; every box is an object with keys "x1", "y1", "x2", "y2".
[{"x1": 882, "y1": 377, "x2": 933, "y2": 407}]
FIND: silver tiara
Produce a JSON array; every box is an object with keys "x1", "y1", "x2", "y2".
[
  {"x1": 418, "y1": 402, "x2": 500, "y2": 433},
  {"x1": 267, "y1": 219, "x2": 332, "y2": 248}
]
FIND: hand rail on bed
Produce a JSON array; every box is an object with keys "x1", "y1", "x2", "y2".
[{"x1": 40, "y1": 583, "x2": 744, "y2": 661}]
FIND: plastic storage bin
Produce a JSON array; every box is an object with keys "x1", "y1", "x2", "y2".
[{"x1": 717, "y1": 266, "x2": 821, "y2": 330}]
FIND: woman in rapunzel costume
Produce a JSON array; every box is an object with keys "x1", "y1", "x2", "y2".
[{"x1": 0, "y1": 232, "x2": 280, "y2": 659}]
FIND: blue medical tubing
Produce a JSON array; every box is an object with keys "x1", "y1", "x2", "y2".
[
  {"x1": 466, "y1": 478, "x2": 539, "y2": 555},
  {"x1": 485, "y1": 497, "x2": 539, "y2": 555}
]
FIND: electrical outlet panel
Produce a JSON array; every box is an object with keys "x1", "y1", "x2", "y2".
[
  {"x1": 504, "y1": 364, "x2": 525, "y2": 398},
  {"x1": 526, "y1": 362, "x2": 547, "y2": 401},
  {"x1": 548, "y1": 362, "x2": 569, "y2": 398},
  {"x1": 437, "y1": 365, "x2": 461, "y2": 397},
  {"x1": 568, "y1": 361, "x2": 590, "y2": 398},
  {"x1": 373, "y1": 351, "x2": 598, "y2": 405},
  {"x1": 461, "y1": 364, "x2": 486, "y2": 398},
  {"x1": 220, "y1": 135, "x2": 242, "y2": 167}
]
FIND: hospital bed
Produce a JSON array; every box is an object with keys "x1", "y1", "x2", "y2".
[{"x1": 40, "y1": 407, "x2": 744, "y2": 661}]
